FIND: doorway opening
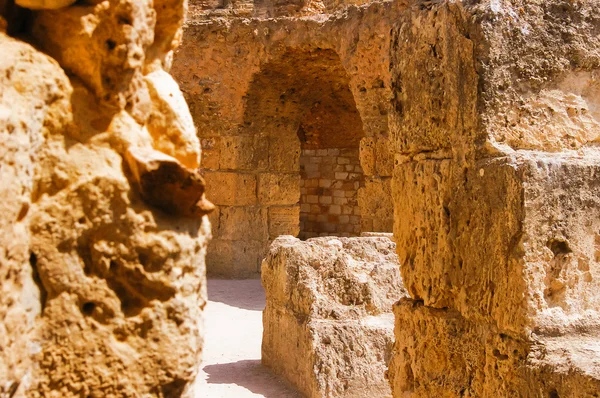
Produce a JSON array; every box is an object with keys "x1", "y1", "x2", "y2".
[{"x1": 297, "y1": 97, "x2": 364, "y2": 239}]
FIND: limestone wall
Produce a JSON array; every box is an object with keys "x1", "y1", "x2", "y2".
[
  {"x1": 0, "y1": 1, "x2": 209, "y2": 396},
  {"x1": 173, "y1": 1, "x2": 396, "y2": 276},
  {"x1": 188, "y1": 0, "x2": 378, "y2": 19},
  {"x1": 387, "y1": 1, "x2": 600, "y2": 396}
]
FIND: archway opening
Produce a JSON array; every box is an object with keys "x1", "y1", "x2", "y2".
[
  {"x1": 243, "y1": 48, "x2": 365, "y2": 242},
  {"x1": 297, "y1": 91, "x2": 364, "y2": 239}
]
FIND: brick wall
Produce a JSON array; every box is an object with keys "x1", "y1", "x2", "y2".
[{"x1": 299, "y1": 148, "x2": 363, "y2": 239}]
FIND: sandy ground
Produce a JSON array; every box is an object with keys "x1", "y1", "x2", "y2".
[{"x1": 192, "y1": 279, "x2": 302, "y2": 398}]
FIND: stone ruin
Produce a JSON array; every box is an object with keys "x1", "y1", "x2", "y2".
[
  {"x1": 172, "y1": 0, "x2": 396, "y2": 277},
  {"x1": 1, "y1": 0, "x2": 600, "y2": 396},
  {"x1": 262, "y1": 235, "x2": 406, "y2": 397}
]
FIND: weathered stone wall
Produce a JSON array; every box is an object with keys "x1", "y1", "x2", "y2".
[
  {"x1": 387, "y1": 1, "x2": 600, "y2": 396},
  {"x1": 173, "y1": 1, "x2": 396, "y2": 276},
  {"x1": 188, "y1": 0, "x2": 377, "y2": 19},
  {"x1": 0, "y1": 1, "x2": 209, "y2": 396}
]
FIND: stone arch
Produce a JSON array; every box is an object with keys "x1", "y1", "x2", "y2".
[
  {"x1": 243, "y1": 48, "x2": 366, "y2": 240},
  {"x1": 201, "y1": 46, "x2": 392, "y2": 276}
]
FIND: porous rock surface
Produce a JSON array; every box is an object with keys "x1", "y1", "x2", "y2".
[
  {"x1": 0, "y1": 1, "x2": 210, "y2": 396},
  {"x1": 388, "y1": 1, "x2": 600, "y2": 396},
  {"x1": 262, "y1": 235, "x2": 407, "y2": 397}
]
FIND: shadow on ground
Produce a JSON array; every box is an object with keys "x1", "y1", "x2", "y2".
[
  {"x1": 204, "y1": 360, "x2": 302, "y2": 397},
  {"x1": 207, "y1": 279, "x2": 266, "y2": 311}
]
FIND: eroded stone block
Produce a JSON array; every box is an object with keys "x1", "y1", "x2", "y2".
[
  {"x1": 262, "y1": 235, "x2": 407, "y2": 397},
  {"x1": 393, "y1": 153, "x2": 600, "y2": 336},
  {"x1": 220, "y1": 205, "x2": 268, "y2": 241},
  {"x1": 220, "y1": 135, "x2": 269, "y2": 171},
  {"x1": 268, "y1": 205, "x2": 300, "y2": 239},
  {"x1": 203, "y1": 170, "x2": 257, "y2": 206},
  {"x1": 125, "y1": 147, "x2": 214, "y2": 218},
  {"x1": 357, "y1": 177, "x2": 393, "y2": 233},
  {"x1": 31, "y1": 0, "x2": 155, "y2": 117},
  {"x1": 388, "y1": 299, "x2": 600, "y2": 398},
  {"x1": 207, "y1": 238, "x2": 265, "y2": 277},
  {"x1": 144, "y1": 69, "x2": 201, "y2": 169},
  {"x1": 258, "y1": 172, "x2": 300, "y2": 205}
]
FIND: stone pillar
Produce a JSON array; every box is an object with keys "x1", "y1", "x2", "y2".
[{"x1": 388, "y1": 1, "x2": 600, "y2": 396}]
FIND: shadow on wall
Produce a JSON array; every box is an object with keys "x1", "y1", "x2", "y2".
[{"x1": 204, "y1": 360, "x2": 302, "y2": 397}]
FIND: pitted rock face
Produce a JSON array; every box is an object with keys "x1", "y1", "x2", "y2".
[
  {"x1": 387, "y1": 1, "x2": 600, "y2": 397},
  {"x1": 262, "y1": 235, "x2": 408, "y2": 398},
  {"x1": 0, "y1": 0, "x2": 208, "y2": 396}
]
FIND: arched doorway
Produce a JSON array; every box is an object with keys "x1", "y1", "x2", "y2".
[{"x1": 243, "y1": 48, "x2": 365, "y2": 242}]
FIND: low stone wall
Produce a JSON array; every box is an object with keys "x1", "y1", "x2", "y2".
[{"x1": 262, "y1": 235, "x2": 407, "y2": 398}]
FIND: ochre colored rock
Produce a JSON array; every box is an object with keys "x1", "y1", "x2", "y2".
[
  {"x1": 15, "y1": 0, "x2": 77, "y2": 10},
  {"x1": 125, "y1": 146, "x2": 214, "y2": 218},
  {"x1": 0, "y1": 0, "x2": 210, "y2": 395},
  {"x1": 389, "y1": 299, "x2": 600, "y2": 397},
  {"x1": 31, "y1": 0, "x2": 155, "y2": 119},
  {"x1": 387, "y1": 1, "x2": 600, "y2": 396},
  {"x1": 262, "y1": 235, "x2": 408, "y2": 398},
  {"x1": 172, "y1": 1, "x2": 396, "y2": 276},
  {"x1": 0, "y1": 31, "x2": 71, "y2": 397},
  {"x1": 144, "y1": 69, "x2": 201, "y2": 169}
]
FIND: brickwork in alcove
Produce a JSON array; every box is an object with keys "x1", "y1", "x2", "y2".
[{"x1": 299, "y1": 148, "x2": 363, "y2": 239}]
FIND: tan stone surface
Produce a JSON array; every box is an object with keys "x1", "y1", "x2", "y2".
[
  {"x1": 389, "y1": 0, "x2": 600, "y2": 157},
  {"x1": 268, "y1": 206, "x2": 300, "y2": 240},
  {"x1": 203, "y1": 171, "x2": 257, "y2": 206},
  {"x1": 207, "y1": 238, "x2": 266, "y2": 277},
  {"x1": 258, "y1": 173, "x2": 300, "y2": 206},
  {"x1": 262, "y1": 235, "x2": 407, "y2": 398},
  {"x1": 387, "y1": 1, "x2": 600, "y2": 395},
  {"x1": 389, "y1": 299, "x2": 600, "y2": 397},
  {"x1": 0, "y1": 31, "x2": 70, "y2": 396},
  {"x1": 358, "y1": 177, "x2": 393, "y2": 233},
  {"x1": 144, "y1": 69, "x2": 201, "y2": 169},
  {"x1": 0, "y1": 0, "x2": 209, "y2": 395},
  {"x1": 173, "y1": 4, "x2": 396, "y2": 276},
  {"x1": 31, "y1": 1, "x2": 156, "y2": 119},
  {"x1": 394, "y1": 147, "x2": 600, "y2": 338}
]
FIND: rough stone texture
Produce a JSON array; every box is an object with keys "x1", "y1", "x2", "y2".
[
  {"x1": 388, "y1": 299, "x2": 600, "y2": 398},
  {"x1": 262, "y1": 235, "x2": 408, "y2": 398},
  {"x1": 0, "y1": 1, "x2": 209, "y2": 396},
  {"x1": 390, "y1": 0, "x2": 600, "y2": 158},
  {"x1": 173, "y1": 0, "x2": 397, "y2": 276},
  {"x1": 0, "y1": 31, "x2": 67, "y2": 397},
  {"x1": 388, "y1": 1, "x2": 600, "y2": 396},
  {"x1": 394, "y1": 153, "x2": 600, "y2": 336}
]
